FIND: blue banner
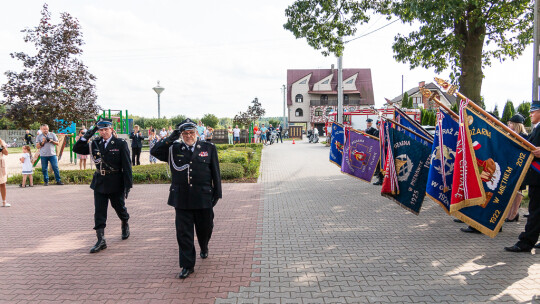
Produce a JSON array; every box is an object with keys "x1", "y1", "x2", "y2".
[
  {"x1": 381, "y1": 126, "x2": 432, "y2": 215},
  {"x1": 426, "y1": 110, "x2": 459, "y2": 214},
  {"x1": 395, "y1": 108, "x2": 432, "y2": 146},
  {"x1": 455, "y1": 107, "x2": 533, "y2": 237},
  {"x1": 329, "y1": 122, "x2": 345, "y2": 168},
  {"x1": 341, "y1": 128, "x2": 380, "y2": 182}
]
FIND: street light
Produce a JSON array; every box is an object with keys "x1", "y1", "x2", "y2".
[{"x1": 152, "y1": 81, "x2": 165, "y2": 119}]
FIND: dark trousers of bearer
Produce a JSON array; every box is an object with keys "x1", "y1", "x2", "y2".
[
  {"x1": 94, "y1": 191, "x2": 130, "y2": 230},
  {"x1": 132, "y1": 147, "x2": 141, "y2": 166},
  {"x1": 175, "y1": 208, "x2": 214, "y2": 269},
  {"x1": 517, "y1": 186, "x2": 540, "y2": 249}
]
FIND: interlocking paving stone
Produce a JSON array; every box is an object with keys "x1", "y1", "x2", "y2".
[{"x1": 222, "y1": 140, "x2": 540, "y2": 303}]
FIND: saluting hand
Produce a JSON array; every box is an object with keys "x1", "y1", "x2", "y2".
[{"x1": 168, "y1": 129, "x2": 181, "y2": 142}]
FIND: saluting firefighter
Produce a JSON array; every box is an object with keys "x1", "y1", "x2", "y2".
[
  {"x1": 150, "y1": 118, "x2": 222, "y2": 279},
  {"x1": 73, "y1": 118, "x2": 133, "y2": 253},
  {"x1": 365, "y1": 118, "x2": 384, "y2": 185}
]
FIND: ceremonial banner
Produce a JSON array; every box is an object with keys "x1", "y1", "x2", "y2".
[
  {"x1": 394, "y1": 107, "x2": 432, "y2": 146},
  {"x1": 426, "y1": 110, "x2": 459, "y2": 214},
  {"x1": 341, "y1": 128, "x2": 380, "y2": 182},
  {"x1": 453, "y1": 106, "x2": 534, "y2": 237},
  {"x1": 381, "y1": 126, "x2": 432, "y2": 215},
  {"x1": 329, "y1": 122, "x2": 345, "y2": 168}
]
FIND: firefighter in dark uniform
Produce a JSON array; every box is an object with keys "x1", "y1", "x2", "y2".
[
  {"x1": 505, "y1": 100, "x2": 540, "y2": 252},
  {"x1": 73, "y1": 118, "x2": 133, "y2": 253},
  {"x1": 150, "y1": 118, "x2": 222, "y2": 279},
  {"x1": 365, "y1": 118, "x2": 384, "y2": 185}
]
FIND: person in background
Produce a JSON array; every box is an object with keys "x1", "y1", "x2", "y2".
[
  {"x1": 260, "y1": 124, "x2": 267, "y2": 144},
  {"x1": 233, "y1": 125, "x2": 241, "y2": 144},
  {"x1": 205, "y1": 126, "x2": 213, "y2": 142},
  {"x1": 20, "y1": 145, "x2": 34, "y2": 188},
  {"x1": 0, "y1": 137, "x2": 8, "y2": 206},
  {"x1": 197, "y1": 121, "x2": 206, "y2": 140},
  {"x1": 253, "y1": 124, "x2": 259, "y2": 143},
  {"x1": 267, "y1": 124, "x2": 274, "y2": 142},
  {"x1": 24, "y1": 130, "x2": 34, "y2": 147},
  {"x1": 227, "y1": 126, "x2": 234, "y2": 145},
  {"x1": 505, "y1": 101, "x2": 540, "y2": 252},
  {"x1": 129, "y1": 125, "x2": 144, "y2": 166},
  {"x1": 160, "y1": 127, "x2": 168, "y2": 138},
  {"x1": 75, "y1": 129, "x2": 89, "y2": 170},
  {"x1": 504, "y1": 114, "x2": 529, "y2": 223},
  {"x1": 35, "y1": 124, "x2": 63, "y2": 186},
  {"x1": 82, "y1": 125, "x2": 88, "y2": 133},
  {"x1": 148, "y1": 129, "x2": 159, "y2": 164},
  {"x1": 254, "y1": 125, "x2": 261, "y2": 144},
  {"x1": 168, "y1": 126, "x2": 174, "y2": 136},
  {"x1": 277, "y1": 124, "x2": 283, "y2": 143}
]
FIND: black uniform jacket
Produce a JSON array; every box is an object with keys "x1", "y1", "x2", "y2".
[
  {"x1": 73, "y1": 137, "x2": 133, "y2": 193},
  {"x1": 129, "y1": 131, "x2": 144, "y2": 148},
  {"x1": 524, "y1": 124, "x2": 540, "y2": 187},
  {"x1": 150, "y1": 139, "x2": 222, "y2": 209},
  {"x1": 365, "y1": 127, "x2": 379, "y2": 137}
]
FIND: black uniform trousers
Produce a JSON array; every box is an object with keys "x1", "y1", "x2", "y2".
[
  {"x1": 132, "y1": 147, "x2": 141, "y2": 166},
  {"x1": 94, "y1": 191, "x2": 130, "y2": 230},
  {"x1": 517, "y1": 186, "x2": 540, "y2": 249},
  {"x1": 175, "y1": 208, "x2": 214, "y2": 269}
]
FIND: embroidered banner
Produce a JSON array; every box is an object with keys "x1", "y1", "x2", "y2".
[
  {"x1": 329, "y1": 122, "x2": 345, "y2": 168},
  {"x1": 453, "y1": 106, "x2": 533, "y2": 237},
  {"x1": 341, "y1": 128, "x2": 380, "y2": 182},
  {"x1": 426, "y1": 109, "x2": 459, "y2": 214},
  {"x1": 381, "y1": 126, "x2": 432, "y2": 215}
]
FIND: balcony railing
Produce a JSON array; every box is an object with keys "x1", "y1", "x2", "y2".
[{"x1": 310, "y1": 99, "x2": 364, "y2": 106}]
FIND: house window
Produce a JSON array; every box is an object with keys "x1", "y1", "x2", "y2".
[
  {"x1": 299, "y1": 79, "x2": 307, "y2": 84},
  {"x1": 314, "y1": 108, "x2": 323, "y2": 116},
  {"x1": 326, "y1": 107, "x2": 333, "y2": 116},
  {"x1": 321, "y1": 79, "x2": 329, "y2": 84},
  {"x1": 320, "y1": 94, "x2": 328, "y2": 105},
  {"x1": 345, "y1": 78, "x2": 354, "y2": 84},
  {"x1": 295, "y1": 94, "x2": 303, "y2": 103},
  {"x1": 295, "y1": 108, "x2": 303, "y2": 117}
]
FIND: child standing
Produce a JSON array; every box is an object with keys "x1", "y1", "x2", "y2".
[{"x1": 20, "y1": 145, "x2": 34, "y2": 187}]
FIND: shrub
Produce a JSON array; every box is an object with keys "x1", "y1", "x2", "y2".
[
  {"x1": 218, "y1": 150, "x2": 248, "y2": 165},
  {"x1": 220, "y1": 163, "x2": 244, "y2": 179}
]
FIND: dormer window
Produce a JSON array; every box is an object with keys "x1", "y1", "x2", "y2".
[
  {"x1": 321, "y1": 79, "x2": 329, "y2": 84},
  {"x1": 299, "y1": 79, "x2": 307, "y2": 84},
  {"x1": 295, "y1": 94, "x2": 303, "y2": 103}
]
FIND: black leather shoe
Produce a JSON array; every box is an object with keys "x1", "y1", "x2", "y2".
[
  {"x1": 504, "y1": 244, "x2": 532, "y2": 253},
  {"x1": 90, "y1": 229, "x2": 107, "y2": 253},
  {"x1": 373, "y1": 180, "x2": 383, "y2": 186},
  {"x1": 535, "y1": 243, "x2": 540, "y2": 249},
  {"x1": 44, "y1": 182, "x2": 48, "y2": 186},
  {"x1": 56, "y1": 181, "x2": 64, "y2": 185},
  {"x1": 461, "y1": 226, "x2": 481, "y2": 233},
  {"x1": 505, "y1": 214, "x2": 519, "y2": 222},
  {"x1": 177, "y1": 268, "x2": 194, "y2": 279},
  {"x1": 121, "y1": 221, "x2": 130, "y2": 240},
  {"x1": 200, "y1": 251, "x2": 208, "y2": 259},
  {"x1": 453, "y1": 219, "x2": 464, "y2": 223}
]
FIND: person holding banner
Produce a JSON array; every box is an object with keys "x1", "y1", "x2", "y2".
[
  {"x1": 505, "y1": 101, "x2": 540, "y2": 252},
  {"x1": 365, "y1": 119, "x2": 383, "y2": 185}
]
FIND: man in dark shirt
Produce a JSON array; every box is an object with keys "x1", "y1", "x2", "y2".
[{"x1": 129, "y1": 125, "x2": 144, "y2": 166}]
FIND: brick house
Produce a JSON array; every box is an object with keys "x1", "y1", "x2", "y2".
[
  {"x1": 287, "y1": 68, "x2": 375, "y2": 134},
  {"x1": 389, "y1": 81, "x2": 456, "y2": 109}
]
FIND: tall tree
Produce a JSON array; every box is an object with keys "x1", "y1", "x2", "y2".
[
  {"x1": 1, "y1": 4, "x2": 99, "y2": 130},
  {"x1": 284, "y1": 0, "x2": 534, "y2": 108},
  {"x1": 501, "y1": 100, "x2": 515, "y2": 124},
  {"x1": 201, "y1": 113, "x2": 219, "y2": 128},
  {"x1": 492, "y1": 105, "x2": 500, "y2": 120},
  {"x1": 234, "y1": 97, "x2": 266, "y2": 128},
  {"x1": 516, "y1": 101, "x2": 531, "y2": 127}
]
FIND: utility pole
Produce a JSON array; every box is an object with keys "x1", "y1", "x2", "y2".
[
  {"x1": 337, "y1": 39, "x2": 344, "y2": 124},
  {"x1": 282, "y1": 84, "x2": 287, "y2": 127},
  {"x1": 533, "y1": 0, "x2": 540, "y2": 101}
]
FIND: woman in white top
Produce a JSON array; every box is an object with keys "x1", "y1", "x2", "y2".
[{"x1": 0, "y1": 137, "x2": 9, "y2": 207}]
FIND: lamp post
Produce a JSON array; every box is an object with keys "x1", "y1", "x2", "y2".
[{"x1": 152, "y1": 81, "x2": 165, "y2": 119}]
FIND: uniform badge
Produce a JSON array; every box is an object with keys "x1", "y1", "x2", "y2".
[
  {"x1": 111, "y1": 141, "x2": 115, "y2": 145},
  {"x1": 199, "y1": 151, "x2": 208, "y2": 157},
  {"x1": 182, "y1": 146, "x2": 186, "y2": 150},
  {"x1": 196, "y1": 144, "x2": 201, "y2": 149}
]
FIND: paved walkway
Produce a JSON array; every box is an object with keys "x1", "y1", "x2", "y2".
[{"x1": 1, "y1": 140, "x2": 539, "y2": 303}]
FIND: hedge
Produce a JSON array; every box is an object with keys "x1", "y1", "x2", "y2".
[{"x1": 8, "y1": 145, "x2": 262, "y2": 184}]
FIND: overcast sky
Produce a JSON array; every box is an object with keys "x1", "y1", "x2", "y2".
[{"x1": 0, "y1": 0, "x2": 534, "y2": 119}]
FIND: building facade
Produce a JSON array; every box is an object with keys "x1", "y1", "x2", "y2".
[
  {"x1": 388, "y1": 81, "x2": 456, "y2": 109},
  {"x1": 287, "y1": 68, "x2": 375, "y2": 134}
]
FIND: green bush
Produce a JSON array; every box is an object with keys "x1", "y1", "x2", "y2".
[
  {"x1": 218, "y1": 150, "x2": 249, "y2": 165},
  {"x1": 220, "y1": 163, "x2": 244, "y2": 179}
]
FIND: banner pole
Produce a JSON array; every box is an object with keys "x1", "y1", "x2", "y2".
[
  {"x1": 419, "y1": 87, "x2": 459, "y2": 121},
  {"x1": 381, "y1": 117, "x2": 434, "y2": 144},
  {"x1": 434, "y1": 77, "x2": 536, "y2": 151}
]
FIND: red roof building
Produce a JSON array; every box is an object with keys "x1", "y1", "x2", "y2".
[{"x1": 287, "y1": 67, "x2": 375, "y2": 133}]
